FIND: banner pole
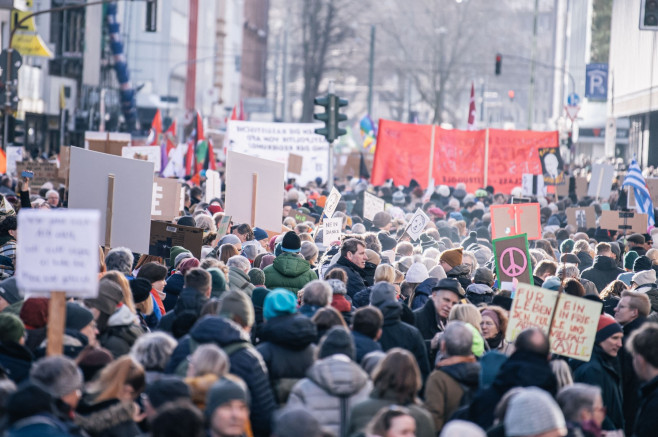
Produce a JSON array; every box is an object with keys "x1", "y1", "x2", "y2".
[
  {"x1": 251, "y1": 173, "x2": 258, "y2": 228},
  {"x1": 484, "y1": 128, "x2": 490, "y2": 187},
  {"x1": 104, "y1": 174, "x2": 115, "y2": 256},
  {"x1": 427, "y1": 125, "x2": 436, "y2": 189}
]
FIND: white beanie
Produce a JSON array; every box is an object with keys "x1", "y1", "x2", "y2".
[
  {"x1": 633, "y1": 269, "x2": 657, "y2": 286},
  {"x1": 406, "y1": 262, "x2": 429, "y2": 283},
  {"x1": 428, "y1": 265, "x2": 447, "y2": 280},
  {"x1": 504, "y1": 387, "x2": 566, "y2": 437}
]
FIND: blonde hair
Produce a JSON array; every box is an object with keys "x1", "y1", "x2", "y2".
[
  {"x1": 449, "y1": 304, "x2": 483, "y2": 333},
  {"x1": 135, "y1": 292, "x2": 154, "y2": 315},
  {"x1": 374, "y1": 264, "x2": 396, "y2": 284},
  {"x1": 99, "y1": 247, "x2": 106, "y2": 273},
  {"x1": 91, "y1": 356, "x2": 145, "y2": 402},
  {"x1": 647, "y1": 248, "x2": 658, "y2": 264},
  {"x1": 102, "y1": 271, "x2": 135, "y2": 314}
]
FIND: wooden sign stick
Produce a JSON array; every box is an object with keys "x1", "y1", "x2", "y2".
[
  {"x1": 250, "y1": 173, "x2": 258, "y2": 228},
  {"x1": 46, "y1": 291, "x2": 67, "y2": 356},
  {"x1": 104, "y1": 174, "x2": 115, "y2": 256}
]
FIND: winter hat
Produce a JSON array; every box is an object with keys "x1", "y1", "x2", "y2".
[
  {"x1": 0, "y1": 313, "x2": 24, "y2": 343},
  {"x1": 19, "y1": 297, "x2": 49, "y2": 329},
  {"x1": 481, "y1": 309, "x2": 501, "y2": 331},
  {"x1": 169, "y1": 246, "x2": 189, "y2": 267},
  {"x1": 253, "y1": 227, "x2": 268, "y2": 241},
  {"x1": 247, "y1": 268, "x2": 265, "y2": 286},
  {"x1": 560, "y1": 253, "x2": 581, "y2": 265},
  {"x1": 624, "y1": 251, "x2": 640, "y2": 270},
  {"x1": 207, "y1": 268, "x2": 227, "y2": 297},
  {"x1": 105, "y1": 247, "x2": 134, "y2": 274},
  {"x1": 420, "y1": 233, "x2": 440, "y2": 250},
  {"x1": 30, "y1": 356, "x2": 83, "y2": 399},
  {"x1": 251, "y1": 287, "x2": 271, "y2": 309},
  {"x1": 352, "y1": 223, "x2": 366, "y2": 234},
  {"x1": 466, "y1": 323, "x2": 485, "y2": 357},
  {"x1": 207, "y1": 205, "x2": 223, "y2": 215},
  {"x1": 273, "y1": 408, "x2": 323, "y2": 437},
  {"x1": 218, "y1": 234, "x2": 242, "y2": 248},
  {"x1": 372, "y1": 211, "x2": 392, "y2": 229},
  {"x1": 130, "y1": 278, "x2": 152, "y2": 304},
  {"x1": 560, "y1": 239, "x2": 575, "y2": 254},
  {"x1": 281, "y1": 231, "x2": 302, "y2": 253},
  {"x1": 242, "y1": 244, "x2": 258, "y2": 261},
  {"x1": 633, "y1": 255, "x2": 653, "y2": 272},
  {"x1": 365, "y1": 249, "x2": 381, "y2": 266},
  {"x1": 85, "y1": 277, "x2": 123, "y2": 316},
  {"x1": 178, "y1": 258, "x2": 200, "y2": 276},
  {"x1": 427, "y1": 207, "x2": 445, "y2": 219},
  {"x1": 144, "y1": 376, "x2": 190, "y2": 409},
  {"x1": 632, "y1": 269, "x2": 657, "y2": 286},
  {"x1": 259, "y1": 254, "x2": 275, "y2": 270},
  {"x1": 628, "y1": 233, "x2": 646, "y2": 245},
  {"x1": 439, "y1": 420, "x2": 486, "y2": 437},
  {"x1": 219, "y1": 290, "x2": 255, "y2": 328},
  {"x1": 392, "y1": 190, "x2": 405, "y2": 206},
  {"x1": 473, "y1": 267, "x2": 494, "y2": 285},
  {"x1": 428, "y1": 265, "x2": 447, "y2": 280},
  {"x1": 177, "y1": 216, "x2": 196, "y2": 227},
  {"x1": 504, "y1": 387, "x2": 566, "y2": 437},
  {"x1": 263, "y1": 288, "x2": 297, "y2": 320},
  {"x1": 174, "y1": 251, "x2": 193, "y2": 269},
  {"x1": 300, "y1": 241, "x2": 319, "y2": 261},
  {"x1": 542, "y1": 276, "x2": 562, "y2": 291},
  {"x1": 378, "y1": 233, "x2": 397, "y2": 251},
  {"x1": 326, "y1": 279, "x2": 347, "y2": 295},
  {"x1": 462, "y1": 232, "x2": 478, "y2": 250},
  {"x1": 406, "y1": 262, "x2": 429, "y2": 283},
  {"x1": 0, "y1": 277, "x2": 21, "y2": 305},
  {"x1": 432, "y1": 278, "x2": 465, "y2": 298},
  {"x1": 370, "y1": 282, "x2": 397, "y2": 306},
  {"x1": 439, "y1": 248, "x2": 463, "y2": 269},
  {"x1": 205, "y1": 377, "x2": 250, "y2": 420},
  {"x1": 318, "y1": 327, "x2": 356, "y2": 361},
  {"x1": 65, "y1": 302, "x2": 94, "y2": 331},
  {"x1": 596, "y1": 313, "x2": 623, "y2": 344}
]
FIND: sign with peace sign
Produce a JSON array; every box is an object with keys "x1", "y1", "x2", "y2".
[{"x1": 493, "y1": 233, "x2": 533, "y2": 286}]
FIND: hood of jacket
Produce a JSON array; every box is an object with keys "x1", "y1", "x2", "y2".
[
  {"x1": 447, "y1": 264, "x2": 471, "y2": 278},
  {"x1": 466, "y1": 283, "x2": 493, "y2": 295},
  {"x1": 641, "y1": 286, "x2": 658, "y2": 312},
  {"x1": 306, "y1": 354, "x2": 370, "y2": 397},
  {"x1": 174, "y1": 287, "x2": 208, "y2": 315},
  {"x1": 592, "y1": 255, "x2": 619, "y2": 271},
  {"x1": 272, "y1": 253, "x2": 311, "y2": 278},
  {"x1": 415, "y1": 277, "x2": 439, "y2": 297},
  {"x1": 229, "y1": 267, "x2": 250, "y2": 285},
  {"x1": 376, "y1": 300, "x2": 402, "y2": 325},
  {"x1": 492, "y1": 350, "x2": 557, "y2": 396},
  {"x1": 75, "y1": 399, "x2": 134, "y2": 435},
  {"x1": 437, "y1": 357, "x2": 480, "y2": 389},
  {"x1": 107, "y1": 305, "x2": 138, "y2": 327},
  {"x1": 190, "y1": 315, "x2": 251, "y2": 347},
  {"x1": 259, "y1": 314, "x2": 317, "y2": 350}
]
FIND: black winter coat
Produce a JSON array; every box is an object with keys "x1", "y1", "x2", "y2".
[
  {"x1": 411, "y1": 278, "x2": 438, "y2": 311},
  {"x1": 162, "y1": 273, "x2": 184, "y2": 312},
  {"x1": 414, "y1": 298, "x2": 443, "y2": 365},
  {"x1": 325, "y1": 256, "x2": 368, "y2": 298},
  {"x1": 157, "y1": 287, "x2": 208, "y2": 333},
  {"x1": 165, "y1": 316, "x2": 276, "y2": 437},
  {"x1": 0, "y1": 341, "x2": 32, "y2": 383},
  {"x1": 577, "y1": 251, "x2": 594, "y2": 272},
  {"x1": 352, "y1": 331, "x2": 382, "y2": 363},
  {"x1": 635, "y1": 375, "x2": 658, "y2": 437},
  {"x1": 580, "y1": 256, "x2": 625, "y2": 292},
  {"x1": 620, "y1": 316, "x2": 646, "y2": 435},
  {"x1": 446, "y1": 264, "x2": 471, "y2": 291}
]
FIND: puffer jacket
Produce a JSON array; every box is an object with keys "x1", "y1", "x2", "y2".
[
  {"x1": 287, "y1": 354, "x2": 372, "y2": 437},
  {"x1": 263, "y1": 253, "x2": 317, "y2": 294},
  {"x1": 228, "y1": 267, "x2": 255, "y2": 296},
  {"x1": 75, "y1": 398, "x2": 141, "y2": 437},
  {"x1": 257, "y1": 314, "x2": 317, "y2": 405},
  {"x1": 645, "y1": 286, "x2": 658, "y2": 322},
  {"x1": 0, "y1": 340, "x2": 33, "y2": 383},
  {"x1": 99, "y1": 306, "x2": 144, "y2": 359},
  {"x1": 411, "y1": 278, "x2": 439, "y2": 310},
  {"x1": 580, "y1": 256, "x2": 625, "y2": 292},
  {"x1": 446, "y1": 264, "x2": 471, "y2": 290},
  {"x1": 577, "y1": 251, "x2": 594, "y2": 272}
]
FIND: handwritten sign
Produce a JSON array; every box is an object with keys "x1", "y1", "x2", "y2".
[
  {"x1": 205, "y1": 170, "x2": 222, "y2": 203},
  {"x1": 363, "y1": 191, "x2": 385, "y2": 221},
  {"x1": 566, "y1": 206, "x2": 597, "y2": 229},
  {"x1": 556, "y1": 176, "x2": 588, "y2": 199},
  {"x1": 491, "y1": 203, "x2": 542, "y2": 240},
  {"x1": 323, "y1": 217, "x2": 343, "y2": 246},
  {"x1": 506, "y1": 284, "x2": 559, "y2": 343},
  {"x1": 16, "y1": 161, "x2": 61, "y2": 193},
  {"x1": 493, "y1": 234, "x2": 533, "y2": 286},
  {"x1": 550, "y1": 293, "x2": 601, "y2": 361},
  {"x1": 121, "y1": 146, "x2": 161, "y2": 173},
  {"x1": 217, "y1": 215, "x2": 232, "y2": 236},
  {"x1": 600, "y1": 210, "x2": 648, "y2": 234},
  {"x1": 152, "y1": 177, "x2": 182, "y2": 221},
  {"x1": 16, "y1": 209, "x2": 100, "y2": 298},
  {"x1": 289, "y1": 209, "x2": 317, "y2": 224},
  {"x1": 403, "y1": 208, "x2": 431, "y2": 241},
  {"x1": 521, "y1": 174, "x2": 546, "y2": 197},
  {"x1": 323, "y1": 187, "x2": 342, "y2": 219}
]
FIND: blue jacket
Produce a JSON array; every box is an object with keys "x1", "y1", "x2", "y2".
[{"x1": 352, "y1": 331, "x2": 382, "y2": 363}]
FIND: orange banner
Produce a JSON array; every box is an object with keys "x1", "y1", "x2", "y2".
[{"x1": 433, "y1": 129, "x2": 486, "y2": 190}]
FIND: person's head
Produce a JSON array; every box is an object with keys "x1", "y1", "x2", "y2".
[
  {"x1": 142, "y1": 376, "x2": 191, "y2": 422},
  {"x1": 627, "y1": 322, "x2": 658, "y2": 382},
  {"x1": 341, "y1": 238, "x2": 367, "y2": 269},
  {"x1": 218, "y1": 290, "x2": 255, "y2": 330},
  {"x1": 218, "y1": 244, "x2": 239, "y2": 264},
  {"x1": 185, "y1": 268, "x2": 212, "y2": 297},
  {"x1": 352, "y1": 306, "x2": 383, "y2": 341},
  {"x1": 64, "y1": 302, "x2": 97, "y2": 347},
  {"x1": 29, "y1": 356, "x2": 83, "y2": 410},
  {"x1": 448, "y1": 303, "x2": 482, "y2": 332},
  {"x1": 300, "y1": 241, "x2": 319, "y2": 264},
  {"x1": 600, "y1": 279, "x2": 627, "y2": 300},
  {"x1": 534, "y1": 260, "x2": 558, "y2": 280},
  {"x1": 130, "y1": 332, "x2": 178, "y2": 372},
  {"x1": 137, "y1": 262, "x2": 168, "y2": 294},
  {"x1": 263, "y1": 288, "x2": 297, "y2": 321},
  {"x1": 366, "y1": 406, "x2": 416, "y2": 437},
  {"x1": 273, "y1": 408, "x2": 323, "y2": 437},
  {"x1": 396, "y1": 242, "x2": 414, "y2": 257},
  {"x1": 301, "y1": 280, "x2": 332, "y2": 307},
  {"x1": 504, "y1": 387, "x2": 567, "y2": 437},
  {"x1": 90, "y1": 356, "x2": 145, "y2": 403},
  {"x1": 45, "y1": 189, "x2": 60, "y2": 207},
  {"x1": 372, "y1": 348, "x2": 421, "y2": 405},
  {"x1": 557, "y1": 384, "x2": 605, "y2": 428},
  {"x1": 374, "y1": 263, "x2": 396, "y2": 284},
  {"x1": 440, "y1": 321, "x2": 474, "y2": 358},
  {"x1": 562, "y1": 278, "x2": 586, "y2": 297},
  {"x1": 231, "y1": 224, "x2": 254, "y2": 243},
  {"x1": 480, "y1": 306, "x2": 508, "y2": 340},
  {"x1": 103, "y1": 270, "x2": 136, "y2": 314},
  {"x1": 317, "y1": 326, "x2": 355, "y2": 360},
  {"x1": 84, "y1": 277, "x2": 124, "y2": 330},
  {"x1": 205, "y1": 377, "x2": 250, "y2": 437},
  {"x1": 247, "y1": 268, "x2": 265, "y2": 287},
  {"x1": 104, "y1": 247, "x2": 134, "y2": 275},
  {"x1": 615, "y1": 290, "x2": 651, "y2": 325},
  {"x1": 596, "y1": 314, "x2": 624, "y2": 357},
  {"x1": 226, "y1": 255, "x2": 251, "y2": 275},
  {"x1": 595, "y1": 242, "x2": 615, "y2": 258},
  {"x1": 556, "y1": 263, "x2": 579, "y2": 280},
  {"x1": 0, "y1": 313, "x2": 24, "y2": 344},
  {"x1": 187, "y1": 343, "x2": 229, "y2": 379},
  {"x1": 515, "y1": 327, "x2": 550, "y2": 358},
  {"x1": 430, "y1": 278, "x2": 463, "y2": 320},
  {"x1": 151, "y1": 400, "x2": 205, "y2": 437}
]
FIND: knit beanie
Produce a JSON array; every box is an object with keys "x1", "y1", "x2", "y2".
[
  {"x1": 365, "y1": 249, "x2": 381, "y2": 266},
  {"x1": 633, "y1": 255, "x2": 653, "y2": 272},
  {"x1": 253, "y1": 227, "x2": 268, "y2": 241},
  {"x1": 596, "y1": 313, "x2": 623, "y2": 344},
  {"x1": 169, "y1": 246, "x2": 189, "y2": 268},
  {"x1": 372, "y1": 211, "x2": 392, "y2": 229},
  {"x1": 378, "y1": 233, "x2": 397, "y2": 251},
  {"x1": 130, "y1": 278, "x2": 152, "y2": 304},
  {"x1": 560, "y1": 253, "x2": 581, "y2": 265},
  {"x1": 370, "y1": 282, "x2": 397, "y2": 307},
  {"x1": 440, "y1": 421, "x2": 486, "y2": 437},
  {"x1": 439, "y1": 247, "x2": 463, "y2": 269},
  {"x1": 178, "y1": 258, "x2": 200, "y2": 276},
  {"x1": 0, "y1": 313, "x2": 24, "y2": 343},
  {"x1": 259, "y1": 254, "x2": 275, "y2": 270},
  {"x1": 428, "y1": 265, "x2": 447, "y2": 280},
  {"x1": 0, "y1": 277, "x2": 21, "y2": 305},
  {"x1": 462, "y1": 232, "x2": 478, "y2": 250},
  {"x1": 273, "y1": 408, "x2": 323, "y2": 437},
  {"x1": 144, "y1": 376, "x2": 190, "y2": 409},
  {"x1": 406, "y1": 263, "x2": 429, "y2": 283},
  {"x1": 205, "y1": 377, "x2": 250, "y2": 421},
  {"x1": 300, "y1": 241, "x2": 319, "y2": 261},
  {"x1": 326, "y1": 279, "x2": 347, "y2": 295},
  {"x1": 473, "y1": 267, "x2": 494, "y2": 285},
  {"x1": 318, "y1": 327, "x2": 356, "y2": 361},
  {"x1": 85, "y1": 277, "x2": 123, "y2": 316},
  {"x1": 174, "y1": 251, "x2": 193, "y2": 269},
  {"x1": 30, "y1": 356, "x2": 83, "y2": 399},
  {"x1": 420, "y1": 233, "x2": 439, "y2": 250},
  {"x1": 504, "y1": 387, "x2": 566, "y2": 437},
  {"x1": 242, "y1": 244, "x2": 258, "y2": 261},
  {"x1": 624, "y1": 251, "x2": 639, "y2": 270},
  {"x1": 19, "y1": 297, "x2": 49, "y2": 329},
  {"x1": 281, "y1": 231, "x2": 302, "y2": 253},
  {"x1": 219, "y1": 290, "x2": 255, "y2": 328},
  {"x1": 65, "y1": 302, "x2": 94, "y2": 331},
  {"x1": 632, "y1": 269, "x2": 657, "y2": 286},
  {"x1": 218, "y1": 234, "x2": 241, "y2": 247},
  {"x1": 247, "y1": 268, "x2": 265, "y2": 286},
  {"x1": 542, "y1": 276, "x2": 562, "y2": 291},
  {"x1": 77, "y1": 347, "x2": 113, "y2": 382},
  {"x1": 263, "y1": 288, "x2": 297, "y2": 320},
  {"x1": 560, "y1": 239, "x2": 575, "y2": 254},
  {"x1": 207, "y1": 268, "x2": 227, "y2": 298}
]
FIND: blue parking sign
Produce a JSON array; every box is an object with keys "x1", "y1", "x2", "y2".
[{"x1": 585, "y1": 64, "x2": 608, "y2": 101}]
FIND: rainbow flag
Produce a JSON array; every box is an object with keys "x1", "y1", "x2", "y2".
[{"x1": 360, "y1": 115, "x2": 377, "y2": 153}]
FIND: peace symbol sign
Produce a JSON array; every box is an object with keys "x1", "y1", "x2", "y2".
[{"x1": 500, "y1": 247, "x2": 527, "y2": 278}]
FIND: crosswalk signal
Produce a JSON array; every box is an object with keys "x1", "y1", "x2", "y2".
[
  {"x1": 495, "y1": 53, "x2": 502, "y2": 75},
  {"x1": 335, "y1": 97, "x2": 348, "y2": 138},
  {"x1": 8, "y1": 116, "x2": 24, "y2": 147},
  {"x1": 314, "y1": 95, "x2": 335, "y2": 142},
  {"x1": 640, "y1": 0, "x2": 658, "y2": 30}
]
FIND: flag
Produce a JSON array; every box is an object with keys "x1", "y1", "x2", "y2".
[
  {"x1": 467, "y1": 82, "x2": 476, "y2": 130},
  {"x1": 359, "y1": 115, "x2": 377, "y2": 153},
  {"x1": 0, "y1": 148, "x2": 6, "y2": 174},
  {"x1": 196, "y1": 111, "x2": 205, "y2": 142},
  {"x1": 160, "y1": 121, "x2": 176, "y2": 176},
  {"x1": 622, "y1": 159, "x2": 655, "y2": 227},
  {"x1": 148, "y1": 109, "x2": 163, "y2": 145}
]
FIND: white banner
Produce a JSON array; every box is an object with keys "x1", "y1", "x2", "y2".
[
  {"x1": 205, "y1": 170, "x2": 222, "y2": 203},
  {"x1": 323, "y1": 217, "x2": 343, "y2": 246}
]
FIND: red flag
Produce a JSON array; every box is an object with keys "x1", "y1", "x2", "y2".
[
  {"x1": 185, "y1": 139, "x2": 195, "y2": 176},
  {"x1": 467, "y1": 82, "x2": 476, "y2": 131},
  {"x1": 164, "y1": 120, "x2": 177, "y2": 156},
  {"x1": 207, "y1": 138, "x2": 217, "y2": 170},
  {"x1": 196, "y1": 111, "x2": 205, "y2": 142},
  {"x1": 228, "y1": 100, "x2": 246, "y2": 122},
  {"x1": 150, "y1": 109, "x2": 163, "y2": 145}
]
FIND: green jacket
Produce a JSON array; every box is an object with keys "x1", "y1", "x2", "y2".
[{"x1": 263, "y1": 253, "x2": 317, "y2": 295}]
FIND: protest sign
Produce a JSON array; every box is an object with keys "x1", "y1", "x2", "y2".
[
  {"x1": 363, "y1": 191, "x2": 385, "y2": 221},
  {"x1": 205, "y1": 170, "x2": 222, "y2": 203},
  {"x1": 68, "y1": 147, "x2": 154, "y2": 254},
  {"x1": 600, "y1": 210, "x2": 648, "y2": 234},
  {"x1": 587, "y1": 163, "x2": 615, "y2": 199},
  {"x1": 493, "y1": 234, "x2": 533, "y2": 286},
  {"x1": 85, "y1": 131, "x2": 131, "y2": 156},
  {"x1": 6, "y1": 146, "x2": 23, "y2": 177},
  {"x1": 506, "y1": 284, "x2": 559, "y2": 342},
  {"x1": 224, "y1": 151, "x2": 284, "y2": 233},
  {"x1": 521, "y1": 174, "x2": 546, "y2": 197},
  {"x1": 646, "y1": 178, "x2": 658, "y2": 205},
  {"x1": 149, "y1": 220, "x2": 203, "y2": 261},
  {"x1": 287, "y1": 153, "x2": 303, "y2": 175},
  {"x1": 217, "y1": 215, "x2": 232, "y2": 236},
  {"x1": 289, "y1": 209, "x2": 317, "y2": 224},
  {"x1": 58, "y1": 146, "x2": 70, "y2": 181},
  {"x1": 323, "y1": 187, "x2": 342, "y2": 219},
  {"x1": 152, "y1": 177, "x2": 182, "y2": 222},
  {"x1": 403, "y1": 208, "x2": 431, "y2": 241},
  {"x1": 538, "y1": 146, "x2": 565, "y2": 185},
  {"x1": 550, "y1": 294, "x2": 602, "y2": 361},
  {"x1": 556, "y1": 176, "x2": 588, "y2": 199},
  {"x1": 511, "y1": 197, "x2": 532, "y2": 204},
  {"x1": 122, "y1": 146, "x2": 161, "y2": 173},
  {"x1": 16, "y1": 161, "x2": 62, "y2": 194},
  {"x1": 227, "y1": 120, "x2": 328, "y2": 185},
  {"x1": 490, "y1": 203, "x2": 542, "y2": 240},
  {"x1": 323, "y1": 217, "x2": 343, "y2": 246},
  {"x1": 566, "y1": 206, "x2": 597, "y2": 229}
]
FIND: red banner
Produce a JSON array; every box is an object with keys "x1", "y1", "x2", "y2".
[{"x1": 433, "y1": 128, "x2": 486, "y2": 190}]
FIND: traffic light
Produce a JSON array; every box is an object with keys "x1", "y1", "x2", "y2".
[
  {"x1": 335, "y1": 96, "x2": 348, "y2": 138},
  {"x1": 314, "y1": 93, "x2": 349, "y2": 143},
  {"x1": 495, "y1": 53, "x2": 502, "y2": 75},
  {"x1": 145, "y1": 0, "x2": 157, "y2": 32},
  {"x1": 641, "y1": 0, "x2": 658, "y2": 29},
  {"x1": 8, "y1": 116, "x2": 24, "y2": 147}
]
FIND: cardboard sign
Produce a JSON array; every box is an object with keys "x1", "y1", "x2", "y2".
[
  {"x1": 550, "y1": 293, "x2": 602, "y2": 361},
  {"x1": 363, "y1": 191, "x2": 385, "y2": 221},
  {"x1": 152, "y1": 178, "x2": 182, "y2": 222},
  {"x1": 16, "y1": 161, "x2": 61, "y2": 193},
  {"x1": 323, "y1": 187, "x2": 342, "y2": 219},
  {"x1": 539, "y1": 147, "x2": 565, "y2": 185},
  {"x1": 122, "y1": 146, "x2": 161, "y2": 173},
  {"x1": 217, "y1": 215, "x2": 232, "y2": 236},
  {"x1": 600, "y1": 210, "x2": 648, "y2": 234},
  {"x1": 566, "y1": 206, "x2": 597, "y2": 229},
  {"x1": 403, "y1": 208, "x2": 431, "y2": 241},
  {"x1": 224, "y1": 151, "x2": 284, "y2": 233},
  {"x1": 85, "y1": 131, "x2": 131, "y2": 156},
  {"x1": 6, "y1": 146, "x2": 23, "y2": 177},
  {"x1": 511, "y1": 197, "x2": 532, "y2": 204},
  {"x1": 287, "y1": 153, "x2": 303, "y2": 175},
  {"x1": 16, "y1": 209, "x2": 100, "y2": 297},
  {"x1": 556, "y1": 176, "x2": 588, "y2": 199},
  {"x1": 587, "y1": 163, "x2": 615, "y2": 199},
  {"x1": 506, "y1": 284, "x2": 559, "y2": 342},
  {"x1": 646, "y1": 178, "x2": 658, "y2": 205},
  {"x1": 58, "y1": 146, "x2": 70, "y2": 181},
  {"x1": 490, "y1": 203, "x2": 542, "y2": 240},
  {"x1": 289, "y1": 209, "x2": 317, "y2": 224},
  {"x1": 522, "y1": 174, "x2": 546, "y2": 197},
  {"x1": 323, "y1": 217, "x2": 342, "y2": 246},
  {"x1": 149, "y1": 220, "x2": 203, "y2": 261},
  {"x1": 205, "y1": 170, "x2": 222, "y2": 203},
  {"x1": 493, "y1": 234, "x2": 533, "y2": 286},
  {"x1": 68, "y1": 147, "x2": 154, "y2": 254}
]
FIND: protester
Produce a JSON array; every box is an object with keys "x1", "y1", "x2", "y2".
[
  {"x1": 204, "y1": 377, "x2": 251, "y2": 437},
  {"x1": 581, "y1": 243, "x2": 626, "y2": 292},
  {"x1": 479, "y1": 306, "x2": 515, "y2": 355},
  {"x1": 325, "y1": 238, "x2": 369, "y2": 298},
  {"x1": 556, "y1": 383, "x2": 606, "y2": 437},
  {"x1": 351, "y1": 306, "x2": 384, "y2": 363},
  {"x1": 263, "y1": 231, "x2": 317, "y2": 293}
]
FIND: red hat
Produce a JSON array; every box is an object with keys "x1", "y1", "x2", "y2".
[
  {"x1": 596, "y1": 314, "x2": 623, "y2": 343},
  {"x1": 207, "y1": 205, "x2": 223, "y2": 215},
  {"x1": 428, "y1": 207, "x2": 445, "y2": 219}
]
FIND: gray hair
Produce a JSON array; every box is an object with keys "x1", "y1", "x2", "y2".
[
  {"x1": 301, "y1": 280, "x2": 332, "y2": 307},
  {"x1": 45, "y1": 189, "x2": 59, "y2": 199},
  {"x1": 227, "y1": 255, "x2": 251, "y2": 273},
  {"x1": 557, "y1": 263, "x2": 580, "y2": 280},
  {"x1": 130, "y1": 332, "x2": 178, "y2": 372},
  {"x1": 442, "y1": 321, "x2": 473, "y2": 357},
  {"x1": 29, "y1": 356, "x2": 83, "y2": 399},
  {"x1": 556, "y1": 383, "x2": 601, "y2": 422},
  {"x1": 188, "y1": 343, "x2": 230, "y2": 378},
  {"x1": 105, "y1": 247, "x2": 134, "y2": 275}
]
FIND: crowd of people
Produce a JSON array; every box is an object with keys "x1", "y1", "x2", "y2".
[{"x1": 0, "y1": 166, "x2": 657, "y2": 437}]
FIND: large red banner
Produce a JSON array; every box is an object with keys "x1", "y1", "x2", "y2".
[{"x1": 372, "y1": 119, "x2": 558, "y2": 193}]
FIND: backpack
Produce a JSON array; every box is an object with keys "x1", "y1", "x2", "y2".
[{"x1": 175, "y1": 337, "x2": 252, "y2": 377}]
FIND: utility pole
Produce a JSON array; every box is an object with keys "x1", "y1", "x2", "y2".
[
  {"x1": 272, "y1": 33, "x2": 280, "y2": 120},
  {"x1": 367, "y1": 25, "x2": 375, "y2": 116},
  {"x1": 281, "y1": 27, "x2": 289, "y2": 122},
  {"x1": 185, "y1": 0, "x2": 199, "y2": 111},
  {"x1": 527, "y1": 0, "x2": 539, "y2": 130}
]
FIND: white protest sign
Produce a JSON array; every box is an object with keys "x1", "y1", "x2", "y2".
[
  {"x1": 588, "y1": 163, "x2": 615, "y2": 199},
  {"x1": 180, "y1": 186, "x2": 186, "y2": 213},
  {"x1": 205, "y1": 170, "x2": 222, "y2": 203},
  {"x1": 404, "y1": 208, "x2": 431, "y2": 241},
  {"x1": 323, "y1": 217, "x2": 343, "y2": 246},
  {"x1": 324, "y1": 187, "x2": 341, "y2": 219},
  {"x1": 363, "y1": 191, "x2": 385, "y2": 221},
  {"x1": 522, "y1": 174, "x2": 546, "y2": 197},
  {"x1": 17, "y1": 209, "x2": 100, "y2": 297},
  {"x1": 227, "y1": 120, "x2": 329, "y2": 185},
  {"x1": 6, "y1": 146, "x2": 23, "y2": 177},
  {"x1": 151, "y1": 177, "x2": 182, "y2": 221},
  {"x1": 122, "y1": 146, "x2": 161, "y2": 172}
]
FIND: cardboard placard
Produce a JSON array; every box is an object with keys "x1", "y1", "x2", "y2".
[
  {"x1": 58, "y1": 146, "x2": 70, "y2": 181},
  {"x1": 68, "y1": 147, "x2": 154, "y2": 254},
  {"x1": 646, "y1": 178, "x2": 658, "y2": 205},
  {"x1": 556, "y1": 176, "x2": 588, "y2": 199},
  {"x1": 550, "y1": 293, "x2": 602, "y2": 361},
  {"x1": 289, "y1": 209, "x2": 317, "y2": 224},
  {"x1": 363, "y1": 191, "x2": 385, "y2": 221},
  {"x1": 521, "y1": 174, "x2": 546, "y2": 197},
  {"x1": 599, "y1": 210, "x2": 648, "y2": 234},
  {"x1": 287, "y1": 153, "x2": 303, "y2": 175},
  {"x1": 403, "y1": 208, "x2": 431, "y2": 241},
  {"x1": 323, "y1": 187, "x2": 342, "y2": 219},
  {"x1": 121, "y1": 146, "x2": 162, "y2": 173},
  {"x1": 16, "y1": 209, "x2": 100, "y2": 298},
  {"x1": 493, "y1": 234, "x2": 533, "y2": 286},
  {"x1": 85, "y1": 131, "x2": 131, "y2": 156},
  {"x1": 539, "y1": 147, "x2": 565, "y2": 185},
  {"x1": 506, "y1": 284, "x2": 559, "y2": 342},
  {"x1": 6, "y1": 146, "x2": 23, "y2": 177},
  {"x1": 224, "y1": 151, "x2": 285, "y2": 233},
  {"x1": 490, "y1": 203, "x2": 542, "y2": 240},
  {"x1": 566, "y1": 206, "x2": 597, "y2": 229},
  {"x1": 205, "y1": 170, "x2": 222, "y2": 203},
  {"x1": 149, "y1": 220, "x2": 203, "y2": 261},
  {"x1": 152, "y1": 177, "x2": 183, "y2": 222},
  {"x1": 16, "y1": 161, "x2": 61, "y2": 193},
  {"x1": 323, "y1": 217, "x2": 342, "y2": 246},
  {"x1": 217, "y1": 215, "x2": 232, "y2": 236},
  {"x1": 587, "y1": 163, "x2": 615, "y2": 199}
]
